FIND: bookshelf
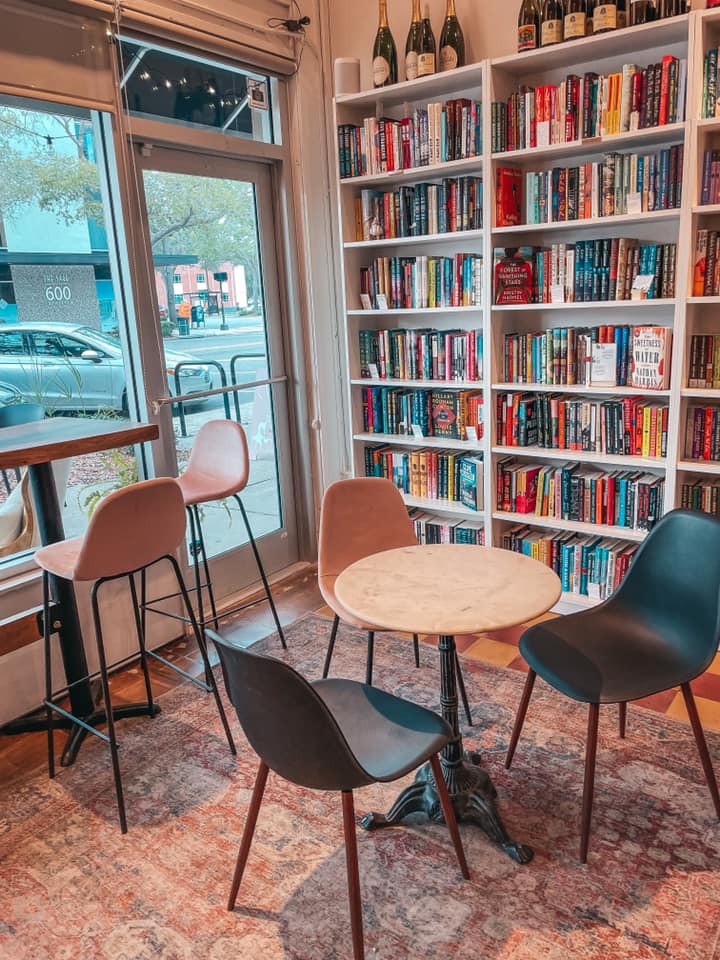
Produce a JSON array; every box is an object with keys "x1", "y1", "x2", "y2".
[{"x1": 332, "y1": 10, "x2": 710, "y2": 614}]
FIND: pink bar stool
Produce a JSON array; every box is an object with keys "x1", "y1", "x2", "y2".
[
  {"x1": 36, "y1": 477, "x2": 236, "y2": 834},
  {"x1": 173, "y1": 420, "x2": 285, "y2": 646}
]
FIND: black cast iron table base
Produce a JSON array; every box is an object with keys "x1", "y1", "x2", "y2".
[{"x1": 359, "y1": 633, "x2": 533, "y2": 865}]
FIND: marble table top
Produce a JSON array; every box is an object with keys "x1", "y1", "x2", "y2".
[{"x1": 334, "y1": 544, "x2": 562, "y2": 636}]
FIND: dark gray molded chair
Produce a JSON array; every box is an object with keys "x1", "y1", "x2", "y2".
[
  {"x1": 505, "y1": 509, "x2": 720, "y2": 863},
  {"x1": 0, "y1": 403, "x2": 44, "y2": 493},
  {"x1": 210, "y1": 629, "x2": 470, "y2": 960}
]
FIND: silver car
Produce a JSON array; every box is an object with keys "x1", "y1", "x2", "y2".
[{"x1": 0, "y1": 322, "x2": 210, "y2": 413}]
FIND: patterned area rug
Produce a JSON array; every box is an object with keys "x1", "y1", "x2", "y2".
[{"x1": 2, "y1": 614, "x2": 720, "y2": 960}]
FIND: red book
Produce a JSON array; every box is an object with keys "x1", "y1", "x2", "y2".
[
  {"x1": 496, "y1": 167, "x2": 523, "y2": 227},
  {"x1": 704, "y1": 406, "x2": 714, "y2": 460},
  {"x1": 659, "y1": 55, "x2": 673, "y2": 126}
]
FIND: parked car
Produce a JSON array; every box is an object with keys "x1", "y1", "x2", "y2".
[{"x1": 0, "y1": 322, "x2": 211, "y2": 414}]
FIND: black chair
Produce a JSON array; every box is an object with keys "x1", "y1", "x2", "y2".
[
  {"x1": 505, "y1": 508, "x2": 720, "y2": 863},
  {"x1": 0, "y1": 403, "x2": 44, "y2": 494},
  {"x1": 209, "y1": 629, "x2": 470, "y2": 960}
]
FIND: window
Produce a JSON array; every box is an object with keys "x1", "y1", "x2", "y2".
[
  {"x1": 29, "y1": 332, "x2": 64, "y2": 357},
  {"x1": 173, "y1": 273, "x2": 182, "y2": 283},
  {"x1": 58, "y1": 335, "x2": 102, "y2": 358},
  {"x1": 222, "y1": 292, "x2": 229, "y2": 302},
  {"x1": 174, "y1": 294, "x2": 183, "y2": 304},
  {"x1": 196, "y1": 273, "x2": 205, "y2": 283},
  {"x1": 0, "y1": 331, "x2": 26, "y2": 356}
]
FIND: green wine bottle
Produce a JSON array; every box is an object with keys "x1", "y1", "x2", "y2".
[
  {"x1": 439, "y1": 0, "x2": 465, "y2": 72},
  {"x1": 405, "y1": 0, "x2": 423, "y2": 81},
  {"x1": 373, "y1": 0, "x2": 398, "y2": 88},
  {"x1": 418, "y1": 4, "x2": 437, "y2": 76}
]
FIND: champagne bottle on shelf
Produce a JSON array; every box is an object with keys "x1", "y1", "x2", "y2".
[
  {"x1": 656, "y1": 0, "x2": 680, "y2": 16},
  {"x1": 439, "y1": 0, "x2": 465, "y2": 71},
  {"x1": 617, "y1": 0, "x2": 627, "y2": 26},
  {"x1": 564, "y1": 0, "x2": 587, "y2": 40},
  {"x1": 518, "y1": 0, "x2": 540, "y2": 51},
  {"x1": 629, "y1": 0, "x2": 655, "y2": 24},
  {"x1": 586, "y1": 0, "x2": 595, "y2": 34},
  {"x1": 418, "y1": 5, "x2": 437, "y2": 76},
  {"x1": 593, "y1": 1, "x2": 618, "y2": 32},
  {"x1": 405, "y1": 0, "x2": 423, "y2": 81},
  {"x1": 373, "y1": 0, "x2": 398, "y2": 88},
  {"x1": 539, "y1": 0, "x2": 563, "y2": 46}
]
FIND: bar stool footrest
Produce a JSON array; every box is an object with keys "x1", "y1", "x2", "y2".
[{"x1": 147, "y1": 649, "x2": 213, "y2": 692}]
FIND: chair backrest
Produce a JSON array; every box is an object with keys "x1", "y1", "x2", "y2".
[
  {"x1": 318, "y1": 478, "x2": 417, "y2": 578},
  {"x1": 73, "y1": 477, "x2": 186, "y2": 581},
  {"x1": 184, "y1": 419, "x2": 249, "y2": 494},
  {"x1": 210, "y1": 631, "x2": 373, "y2": 791},
  {"x1": 0, "y1": 403, "x2": 44, "y2": 428},
  {"x1": 612, "y1": 509, "x2": 720, "y2": 669}
]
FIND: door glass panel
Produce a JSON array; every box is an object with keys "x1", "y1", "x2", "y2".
[
  {"x1": 141, "y1": 168, "x2": 281, "y2": 560},
  {"x1": 0, "y1": 97, "x2": 138, "y2": 565}
]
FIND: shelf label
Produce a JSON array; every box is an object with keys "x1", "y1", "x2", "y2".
[
  {"x1": 368, "y1": 363, "x2": 379, "y2": 379},
  {"x1": 550, "y1": 284, "x2": 565, "y2": 304},
  {"x1": 626, "y1": 192, "x2": 642, "y2": 215},
  {"x1": 465, "y1": 425, "x2": 478, "y2": 442},
  {"x1": 410, "y1": 423, "x2": 424, "y2": 438},
  {"x1": 360, "y1": 293, "x2": 373, "y2": 310},
  {"x1": 375, "y1": 293, "x2": 388, "y2": 310}
]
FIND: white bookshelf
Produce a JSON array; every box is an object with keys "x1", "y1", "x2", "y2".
[{"x1": 333, "y1": 11, "x2": 706, "y2": 613}]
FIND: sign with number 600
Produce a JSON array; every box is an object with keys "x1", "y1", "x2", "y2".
[{"x1": 45, "y1": 285, "x2": 72, "y2": 303}]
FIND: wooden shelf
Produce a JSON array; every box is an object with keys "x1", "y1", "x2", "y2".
[
  {"x1": 351, "y1": 378, "x2": 483, "y2": 389},
  {"x1": 404, "y1": 495, "x2": 484, "y2": 518},
  {"x1": 676, "y1": 460, "x2": 720, "y2": 476},
  {"x1": 347, "y1": 306, "x2": 482, "y2": 317},
  {"x1": 339, "y1": 155, "x2": 482, "y2": 189},
  {"x1": 492, "y1": 445, "x2": 666, "y2": 469},
  {"x1": 687, "y1": 296, "x2": 720, "y2": 304},
  {"x1": 344, "y1": 229, "x2": 483, "y2": 250},
  {"x1": 681, "y1": 388, "x2": 720, "y2": 399},
  {"x1": 335, "y1": 62, "x2": 484, "y2": 110},
  {"x1": 492, "y1": 299, "x2": 676, "y2": 311},
  {"x1": 354, "y1": 432, "x2": 484, "y2": 451},
  {"x1": 492, "y1": 511, "x2": 647, "y2": 542},
  {"x1": 696, "y1": 117, "x2": 720, "y2": 132},
  {"x1": 492, "y1": 123, "x2": 686, "y2": 164},
  {"x1": 492, "y1": 383, "x2": 671, "y2": 397},
  {"x1": 692, "y1": 204, "x2": 720, "y2": 215},
  {"x1": 557, "y1": 592, "x2": 601, "y2": 609},
  {"x1": 493, "y1": 208, "x2": 680, "y2": 235}
]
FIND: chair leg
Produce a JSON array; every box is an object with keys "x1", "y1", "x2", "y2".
[
  {"x1": 429, "y1": 754, "x2": 470, "y2": 880},
  {"x1": 455, "y1": 652, "x2": 473, "y2": 728},
  {"x1": 91, "y1": 581, "x2": 127, "y2": 835},
  {"x1": 237, "y1": 496, "x2": 286, "y2": 650},
  {"x1": 681, "y1": 682, "x2": 720, "y2": 819},
  {"x1": 42, "y1": 570, "x2": 55, "y2": 780},
  {"x1": 165, "y1": 554, "x2": 237, "y2": 756},
  {"x1": 365, "y1": 632, "x2": 375, "y2": 687},
  {"x1": 341, "y1": 790, "x2": 365, "y2": 960},
  {"x1": 580, "y1": 703, "x2": 600, "y2": 864},
  {"x1": 186, "y1": 505, "x2": 205, "y2": 633},
  {"x1": 505, "y1": 669, "x2": 537, "y2": 769},
  {"x1": 227, "y1": 760, "x2": 269, "y2": 911},
  {"x1": 619, "y1": 701, "x2": 627, "y2": 739},
  {"x1": 323, "y1": 615, "x2": 340, "y2": 679},
  {"x1": 128, "y1": 573, "x2": 154, "y2": 713},
  {"x1": 194, "y1": 504, "x2": 220, "y2": 630},
  {"x1": 413, "y1": 633, "x2": 420, "y2": 668}
]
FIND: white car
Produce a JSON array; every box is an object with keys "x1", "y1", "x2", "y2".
[{"x1": 0, "y1": 322, "x2": 210, "y2": 414}]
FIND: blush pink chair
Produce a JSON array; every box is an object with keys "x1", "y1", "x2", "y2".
[
  {"x1": 318, "y1": 478, "x2": 472, "y2": 726},
  {"x1": 36, "y1": 477, "x2": 236, "y2": 833}
]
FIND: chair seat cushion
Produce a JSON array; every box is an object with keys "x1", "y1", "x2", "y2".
[
  {"x1": 520, "y1": 605, "x2": 709, "y2": 704},
  {"x1": 35, "y1": 537, "x2": 83, "y2": 581},
  {"x1": 319, "y1": 575, "x2": 383, "y2": 632},
  {"x1": 177, "y1": 470, "x2": 243, "y2": 507},
  {"x1": 312, "y1": 678, "x2": 451, "y2": 782}
]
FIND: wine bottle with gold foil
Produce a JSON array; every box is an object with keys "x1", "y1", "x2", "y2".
[
  {"x1": 373, "y1": 0, "x2": 398, "y2": 88},
  {"x1": 564, "y1": 0, "x2": 587, "y2": 40},
  {"x1": 418, "y1": 5, "x2": 437, "y2": 76},
  {"x1": 405, "y1": 0, "x2": 423, "y2": 81},
  {"x1": 439, "y1": 0, "x2": 465, "y2": 71}
]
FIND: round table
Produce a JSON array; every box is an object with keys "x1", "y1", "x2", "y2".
[{"x1": 335, "y1": 543, "x2": 561, "y2": 864}]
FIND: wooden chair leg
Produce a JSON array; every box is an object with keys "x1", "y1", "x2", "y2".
[
  {"x1": 681, "y1": 682, "x2": 720, "y2": 819},
  {"x1": 580, "y1": 703, "x2": 600, "y2": 864},
  {"x1": 228, "y1": 761, "x2": 269, "y2": 911},
  {"x1": 619, "y1": 701, "x2": 627, "y2": 739},
  {"x1": 341, "y1": 791, "x2": 365, "y2": 960},
  {"x1": 430, "y1": 754, "x2": 470, "y2": 880},
  {"x1": 365, "y1": 632, "x2": 374, "y2": 687},
  {"x1": 505, "y1": 669, "x2": 536, "y2": 769}
]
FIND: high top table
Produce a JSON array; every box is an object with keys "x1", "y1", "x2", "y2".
[
  {"x1": 0, "y1": 417, "x2": 159, "y2": 765},
  {"x1": 335, "y1": 543, "x2": 561, "y2": 864}
]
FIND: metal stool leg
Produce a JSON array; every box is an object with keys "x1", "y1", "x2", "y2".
[
  {"x1": 42, "y1": 570, "x2": 55, "y2": 780},
  {"x1": 128, "y1": 573, "x2": 155, "y2": 714},
  {"x1": 365, "y1": 632, "x2": 375, "y2": 686},
  {"x1": 413, "y1": 633, "x2": 421, "y2": 668},
  {"x1": 194, "y1": 504, "x2": 220, "y2": 630},
  {"x1": 166, "y1": 554, "x2": 236, "y2": 756},
  {"x1": 236, "y1": 496, "x2": 286, "y2": 649},
  {"x1": 91, "y1": 581, "x2": 127, "y2": 834},
  {"x1": 186, "y1": 506, "x2": 206, "y2": 632},
  {"x1": 323, "y1": 615, "x2": 340, "y2": 679}
]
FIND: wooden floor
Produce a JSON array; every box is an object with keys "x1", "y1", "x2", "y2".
[{"x1": 2, "y1": 564, "x2": 714, "y2": 788}]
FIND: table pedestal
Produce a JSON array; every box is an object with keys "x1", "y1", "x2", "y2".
[{"x1": 360, "y1": 634, "x2": 533, "y2": 865}]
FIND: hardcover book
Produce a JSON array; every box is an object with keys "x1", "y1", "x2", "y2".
[
  {"x1": 631, "y1": 326, "x2": 671, "y2": 391},
  {"x1": 495, "y1": 167, "x2": 523, "y2": 227},
  {"x1": 493, "y1": 247, "x2": 535, "y2": 304}
]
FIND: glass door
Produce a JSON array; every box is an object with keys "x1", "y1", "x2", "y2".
[{"x1": 135, "y1": 148, "x2": 298, "y2": 599}]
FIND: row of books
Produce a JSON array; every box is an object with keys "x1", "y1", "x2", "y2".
[
  {"x1": 692, "y1": 230, "x2": 720, "y2": 298},
  {"x1": 700, "y1": 150, "x2": 720, "y2": 206},
  {"x1": 359, "y1": 254, "x2": 483, "y2": 310},
  {"x1": 501, "y1": 526, "x2": 638, "y2": 601},
  {"x1": 337, "y1": 99, "x2": 482, "y2": 180},
  {"x1": 358, "y1": 328, "x2": 483, "y2": 382},
  {"x1": 495, "y1": 394, "x2": 668, "y2": 458},
  {"x1": 490, "y1": 60, "x2": 687, "y2": 154},
  {"x1": 360, "y1": 387, "x2": 484, "y2": 441},
  {"x1": 410, "y1": 511, "x2": 485, "y2": 545},
  {"x1": 493, "y1": 243, "x2": 676, "y2": 306},
  {"x1": 503, "y1": 325, "x2": 672, "y2": 391},
  {"x1": 364, "y1": 443, "x2": 484, "y2": 510},
  {"x1": 353, "y1": 178, "x2": 483, "y2": 242},
  {"x1": 688, "y1": 335, "x2": 720, "y2": 390},
  {"x1": 680, "y1": 480, "x2": 720, "y2": 517},
  {"x1": 496, "y1": 148, "x2": 683, "y2": 228},
  {"x1": 701, "y1": 48, "x2": 720, "y2": 120},
  {"x1": 686, "y1": 405, "x2": 720, "y2": 462},
  {"x1": 496, "y1": 458, "x2": 663, "y2": 532}
]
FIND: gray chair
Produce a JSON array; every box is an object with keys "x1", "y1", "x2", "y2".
[{"x1": 210, "y1": 629, "x2": 470, "y2": 960}]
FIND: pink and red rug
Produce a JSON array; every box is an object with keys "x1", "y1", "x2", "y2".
[{"x1": 2, "y1": 615, "x2": 720, "y2": 959}]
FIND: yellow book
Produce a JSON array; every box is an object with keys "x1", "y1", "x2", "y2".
[
  {"x1": 410, "y1": 451, "x2": 420, "y2": 496},
  {"x1": 447, "y1": 454, "x2": 455, "y2": 501},
  {"x1": 642, "y1": 406, "x2": 652, "y2": 457}
]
